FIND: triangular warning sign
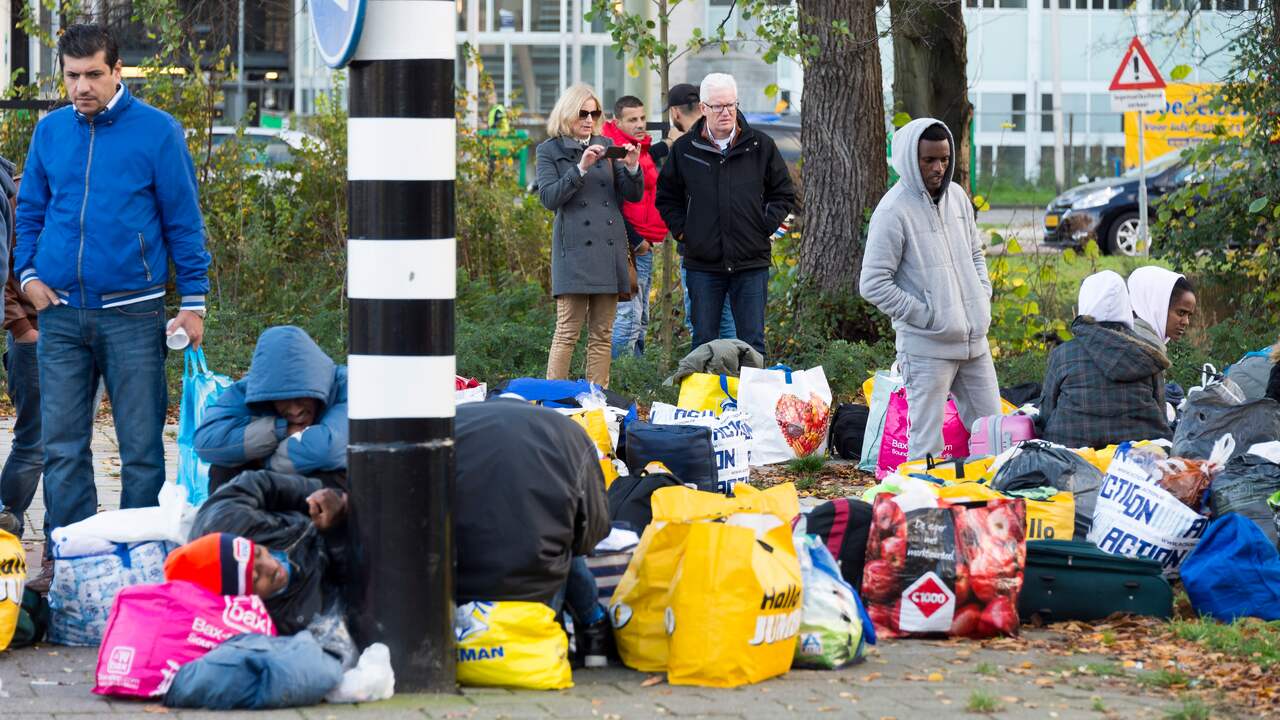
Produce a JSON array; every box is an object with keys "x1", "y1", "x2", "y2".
[{"x1": 1109, "y1": 37, "x2": 1166, "y2": 91}]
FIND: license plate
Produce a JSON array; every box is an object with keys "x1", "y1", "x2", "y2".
[{"x1": 1044, "y1": 214, "x2": 1060, "y2": 229}]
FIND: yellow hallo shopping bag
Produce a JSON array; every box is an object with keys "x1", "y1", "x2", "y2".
[
  {"x1": 1, "y1": 529, "x2": 26, "y2": 651},
  {"x1": 665, "y1": 514, "x2": 803, "y2": 687},
  {"x1": 935, "y1": 483, "x2": 1075, "y2": 541},
  {"x1": 676, "y1": 373, "x2": 739, "y2": 415},
  {"x1": 566, "y1": 408, "x2": 619, "y2": 488},
  {"x1": 455, "y1": 600, "x2": 572, "y2": 690},
  {"x1": 609, "y1": 484, "x2": 799, "y2": 674}
]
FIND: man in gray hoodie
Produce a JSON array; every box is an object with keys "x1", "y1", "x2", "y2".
[{"x1": 860, "y1": 119, "x2": 1001, "y2": 460}]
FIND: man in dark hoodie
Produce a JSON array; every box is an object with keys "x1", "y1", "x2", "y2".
[
  {"x1": 194, "y1": 325, "x2": 348, "y2": 493},
  {"x1": 860, "y1": 119, "x2": 1001, "y2": 461},
  {"x1": 1038, "y1": 271, "x2": 1172, "y2": 449}
]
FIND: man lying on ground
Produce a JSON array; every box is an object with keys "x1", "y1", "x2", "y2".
[{"x1": 194, "y1": 326, "x2": 347, "y2": 494}]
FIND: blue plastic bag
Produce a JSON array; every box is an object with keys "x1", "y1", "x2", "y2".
[
  {"x1": 793, "y1": 533, "x2": 875, "y2": 670},
  {"x1": 1181, "y1": 513, "x2": 1280, "y2": 622},
  {"x1": 177, "y1": 347, "x2": 233, "y2": 506}
]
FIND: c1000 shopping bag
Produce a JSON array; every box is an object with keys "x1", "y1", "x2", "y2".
[
  {"x1": 177, "y1": 348, "x2": 233, "y2": 506},
  {"x1": 455, "y1": 601, "x2": 572, "y2": 690},
  {"x1": 739, "y1": 366, "x2": 832, "y2": 465},
  {"x1": 609, "y1": 484, "x2": 800, "y2": 677},
  {"x1": 677, "y1": 373, "x2": 739, "y2": 415}
]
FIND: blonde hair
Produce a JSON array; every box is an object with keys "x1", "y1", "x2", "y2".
[{"x1": 547, "y1": 83, "x2": 603, "y2": 138}]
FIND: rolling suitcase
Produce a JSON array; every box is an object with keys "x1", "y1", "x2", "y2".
[{"x1": 1018, "y1": 540, "x2": 1172, "y2": 623}]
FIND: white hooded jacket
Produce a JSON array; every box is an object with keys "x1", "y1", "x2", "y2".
[{"x1": 859, "y1": 118, "x2": 993, "y2": 361}]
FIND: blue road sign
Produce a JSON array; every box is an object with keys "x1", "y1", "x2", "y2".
[{"x1": 310, "y1": 0, "x2": 368, "y2": 69}]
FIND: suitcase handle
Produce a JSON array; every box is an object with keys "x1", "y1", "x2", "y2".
[
  {"x1": 1040, "y1": 574, "x2": 1055, "y2": 584},
  {"x1": 1123, "y1": 580, "x2": 1139, "y2": 589}
]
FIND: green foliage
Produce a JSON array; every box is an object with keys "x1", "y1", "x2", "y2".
[
  {"x1": 1163, "y1": 696, "x2": 1213, "y2": 720},
  {"x1": 788, "y1": 454, "x2": 826, "y2": 474},
  {"x1": 985, "y1": 232, "x2": 1097, "y2": 357},
  {"x1": 974, "y1": 662, "x2": 998, "y2": 677},
  {"x1": 1169, "y1": 617, "x2": 1280, "y2": 668},
  {"x1": 1154, "y1": 24, "x2": 1280, "y2": 325},
  {"x1": 1139, "y1": 668, "x2": 1192, "y2": 688}
]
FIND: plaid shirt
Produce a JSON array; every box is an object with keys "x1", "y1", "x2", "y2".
[{"x1": 1038, "y1": 317, "x2": 1172, "y2": 449}]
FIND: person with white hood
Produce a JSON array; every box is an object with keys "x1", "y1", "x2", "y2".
[
  {"x1": 1127, "y1": 266, "x2": 1197, "y2": 350},
  {"x1": 1037, "y1": 270, "x2": 1172, "y2": 449},
  {"x1": 860, "y1": 119, "x2": 1000, "y2": 460}
]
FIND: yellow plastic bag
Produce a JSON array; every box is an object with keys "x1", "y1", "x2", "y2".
[
  {"x1": 1, "y1": 529, "x2": 25, "y2": 651},
  {"x1": 896, "y1": 456, "x2": 996, "y2": 484},
  {"x1": 566, "y1": 408, "x2": 619, "y2": 488},
  {"x1": 935, "y1": 483, "x2": 1075, "y2": 541},
  {"x1": 455, "y1": 600, "x2": 572, "y2": 690},
  {"x1": 677, "y1": 373, "x2": 739, "y2": 415},
  {"x1": 609, "y1": 484, "x2": 802, "y2": 685}
]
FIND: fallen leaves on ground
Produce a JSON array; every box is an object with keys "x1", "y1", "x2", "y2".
[{"x1": 749, "y1": 462, "x2": 875, "y2": 499}]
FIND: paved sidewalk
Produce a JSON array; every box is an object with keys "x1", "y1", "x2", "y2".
[{"x1": 0, "y1": 418, "x2": 1188, "y2": 718}]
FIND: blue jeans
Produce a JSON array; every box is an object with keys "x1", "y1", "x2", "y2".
[
  {"x1": 0, "y1": 334, "x2": 44, "y2": 537},
  {"x1": 685, "y1": 267, "x2": 768, "y2": 356},
  {"x1": 38, "y1": 299, "x2": 169, "y2": 545},
  {"x1": 681, "y1": 262, "x2": 736, "y2": 342},
  {"x1": 551, "y1": 556, "x2": 604, "y2": 625},
  {"x1": 611, "y1": 251, "x2": 654, "y2": 358}
]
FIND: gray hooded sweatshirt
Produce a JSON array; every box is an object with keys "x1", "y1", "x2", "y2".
[{"x1": 860, "y1": 118, "x2": 992, "y2": 361}]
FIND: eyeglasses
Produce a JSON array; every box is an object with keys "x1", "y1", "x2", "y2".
[
  {"x1": 704, "y1": 102, "x2": 739, "y2": 116},
  {"x1": 578, "y1": 109, "x2": 603, "y2": 120}
]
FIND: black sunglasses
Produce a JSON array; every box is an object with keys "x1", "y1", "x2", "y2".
[{"x1": 578, "y1": 109, "x2": 603, "y2": 120}]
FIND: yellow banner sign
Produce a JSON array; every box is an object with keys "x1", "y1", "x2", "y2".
[{"x1": 1124, "y1": 83, "x2": 1245, "y2": 169}]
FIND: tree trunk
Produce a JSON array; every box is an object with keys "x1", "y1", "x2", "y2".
[
  {"x1": 890, "y1": 0, "x2": 972, "y2": 193},
  {"x1": 796, "y1": 0, "x2": 888, "y2": 295}
]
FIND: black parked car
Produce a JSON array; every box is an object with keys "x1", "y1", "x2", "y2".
[{"x1": 1043, "y1": 150, "x2": 1201, "y2": 255}]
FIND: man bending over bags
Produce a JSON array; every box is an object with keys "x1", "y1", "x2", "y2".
[
  {"x1": 194, "y1": 326, "x2": 348, "y2": 494},
  {"x1": 1037, "y1": 270, "x2": 1172, "y2": 449}
]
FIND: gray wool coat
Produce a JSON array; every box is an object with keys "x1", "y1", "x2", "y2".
[{"x1": 536, "y1": 135, "x2": 644, "y2": 297}]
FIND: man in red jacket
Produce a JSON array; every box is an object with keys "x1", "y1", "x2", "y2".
[{"x1": 603, "y1": 96, "x2": 667, "y2": 357}]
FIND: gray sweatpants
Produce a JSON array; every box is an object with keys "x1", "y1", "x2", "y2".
[{"x1": 898, "y1": 352, "x2": 1002, "y2": 461}]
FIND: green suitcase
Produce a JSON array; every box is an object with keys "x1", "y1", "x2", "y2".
[{"x1": 1018, "y1": 540, "x2": 1173, "y2": 623}]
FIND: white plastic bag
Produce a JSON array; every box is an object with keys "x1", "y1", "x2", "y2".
[
  {"x1": 649, "y1": 403, "x2": 753, "y2": 494},
  {"x1": 51, "y1": 483, "x2": 195, "y2": 556},
  {"x1": 1087, "y1": 442, "x2": 1210, "y2": 578},
  {"x1": 325, "y1": 643, "x2": 395, "y2": 704},
  {"x1": 739, "y1": 366, "x2": 833, "y2": 465}
]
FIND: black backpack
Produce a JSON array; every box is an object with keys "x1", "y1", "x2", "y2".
[
  {"x1": 828, "y1": 404, "x2": 870, "y2": 460},
  {"x1": 804, "y1": 497, "x2": 873, "y2": 590},
  {"x1": 607, "y1": 471, "x2": 684, "y2": 534},
  {"x1": 624, "y1": 422, "x2": 717, "y2": 494}
]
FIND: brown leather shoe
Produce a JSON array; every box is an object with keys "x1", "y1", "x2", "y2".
[{"x1": 26, "y1": 557, "x2": 54, "y2": 595}]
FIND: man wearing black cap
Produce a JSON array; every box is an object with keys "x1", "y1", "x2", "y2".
[
  {"x1": 656, "y1": 73, "x2": 795, "y2": 356},
  {"x1": 658, "y1": 83, "x2": 738, "y2": 343}
]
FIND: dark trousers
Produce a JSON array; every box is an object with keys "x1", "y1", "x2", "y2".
[
  {"x1": 0, "y1": 334, "x2": 44, "y2": 537},
  {"x1": 685, "y1": 267, "x2": 768, "y2": 356}
]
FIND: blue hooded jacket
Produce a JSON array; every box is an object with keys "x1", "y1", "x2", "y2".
[
  {"x1": 14, "y1": 84, "x2": 210, "y2": 310},
  {"x1": 194, "y1": 326, "x2": 348, "y2": 474}
]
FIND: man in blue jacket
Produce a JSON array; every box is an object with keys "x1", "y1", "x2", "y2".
[
  {"x1": 13, "y1": 25, "x2": 211, "y2": 589},
  {"x1": 194, "y1": 326, "x2": 348, "y2": 493}
]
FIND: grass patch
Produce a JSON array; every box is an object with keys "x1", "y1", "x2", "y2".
[
  {"x1": 1091, "y1": 697, "x2": 1107, "y2": 713},
  {"x1": 1139, "y1": 669, "x2": 1192, "y2": 689},
  {"x1": 1100, "y1": 630, "x2": 1118, "y2": 646},
  {"x1": 1163, "y1": 695, "x2": 1213, "y2": 720},
  {"x1": 966, "y1": 690, "x2": 1003, "y2": 714},
  {"x1": 1170, "y1": 617, "x2": 1280, "y2": 668},
  {"x1": 794, "y1": 475, "x2": 817, "y2": 492},
  {"x1": 1082, "y1": 662, "x2": 1125, "y2": 677},
  {"x1": 788, "y1": 454, "x2": 826, "y2": 475},
  {"x1": 974, "y1": 662, "x2": 999, "y2": 677}
]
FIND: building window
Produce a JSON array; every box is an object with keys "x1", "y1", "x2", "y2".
[{"x1": 1012, "y1": 93, "x2": 1026, "y2": 132}]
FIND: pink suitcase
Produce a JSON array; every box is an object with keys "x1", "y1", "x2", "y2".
[{"x1": 968, "y1": 414, "x2": 1036, "y2": 456}]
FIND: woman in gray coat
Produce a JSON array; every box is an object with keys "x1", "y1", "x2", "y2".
[{"x1": 536, "y1": 83, "x2": 644, "y2": 387}]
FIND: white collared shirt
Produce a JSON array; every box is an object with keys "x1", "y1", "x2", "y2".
[
  {"x1": 713, "y1": 124, "x2": 737, "y2": 152},
  {"x1": 105, "y1": 84, "x2": 124, "y2": 111}
]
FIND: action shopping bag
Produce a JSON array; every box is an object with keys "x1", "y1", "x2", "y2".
[
  {"x1": 650, "y1": 403, "x2": 753, "y2": 495},
  {"x1": 792, "y1": 534, "x2": 875, "y2": 670},
  {"x1": 455, "y1": 601, "x2": 572, "y2": 690},
  {"x1": 94, "y1": 581, "x2": 276, "y2": 698},
  {"x1": 665, "y1": 484, "x2": 803, "y2": 687},
  {"x1": 876, "y1": 389, "x2": 970, "y2": 479},
  {"x1": 862, "y1": 494, "x2": 1026, "y2": 639},
  {"x1": 1087, "y1": 443, "x2": 1210, "y2": 577},
  {"x1": 177, "y1": 348, "x2": 233, "y2": 507},
  {"x1": 49, "y1": 541, "x2": 170, "y2": 647},
  {"x1": 677, "y1": 373, "x2": 739, "y2": 415},
  {"x1": 739, "y1": 366, "x2": 832, "y2": 465},
  {"x1": 609, "y1": 484, "x2": 800, "y2": 675}
]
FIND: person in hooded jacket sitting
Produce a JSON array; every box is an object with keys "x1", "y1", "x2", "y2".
[
  {"x1": 194, "y1": 326, "x2": 348, "y2": 494},
  {"x1": 1037, "y1": 270, "x2": 1173, "y2": 449}
]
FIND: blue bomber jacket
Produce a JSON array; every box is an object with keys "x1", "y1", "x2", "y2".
[{"x1": 14, "y1": 84, "x2": 210, "y2": 310}]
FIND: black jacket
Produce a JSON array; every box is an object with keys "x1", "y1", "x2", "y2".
[
  {"x1": 191, "y1": 470, "x2": 347, "y2": 635},
  {"x1": 455, "y1": 400, "x2": 609, "y2": 605},
  {"x1": 1038, "y1": 317, "x2": 1172, "y2": 449},
  {"x1": 655, "y1": 114, "x2": 795, "y2": 273},
  {"x1": 1267, "y1": 361, "x2": 1280, "y2": 403}
]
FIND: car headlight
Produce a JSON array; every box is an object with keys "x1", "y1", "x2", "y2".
[{"x1": 1073, "y1": 186, "x2": 1122, "y2": 209}]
